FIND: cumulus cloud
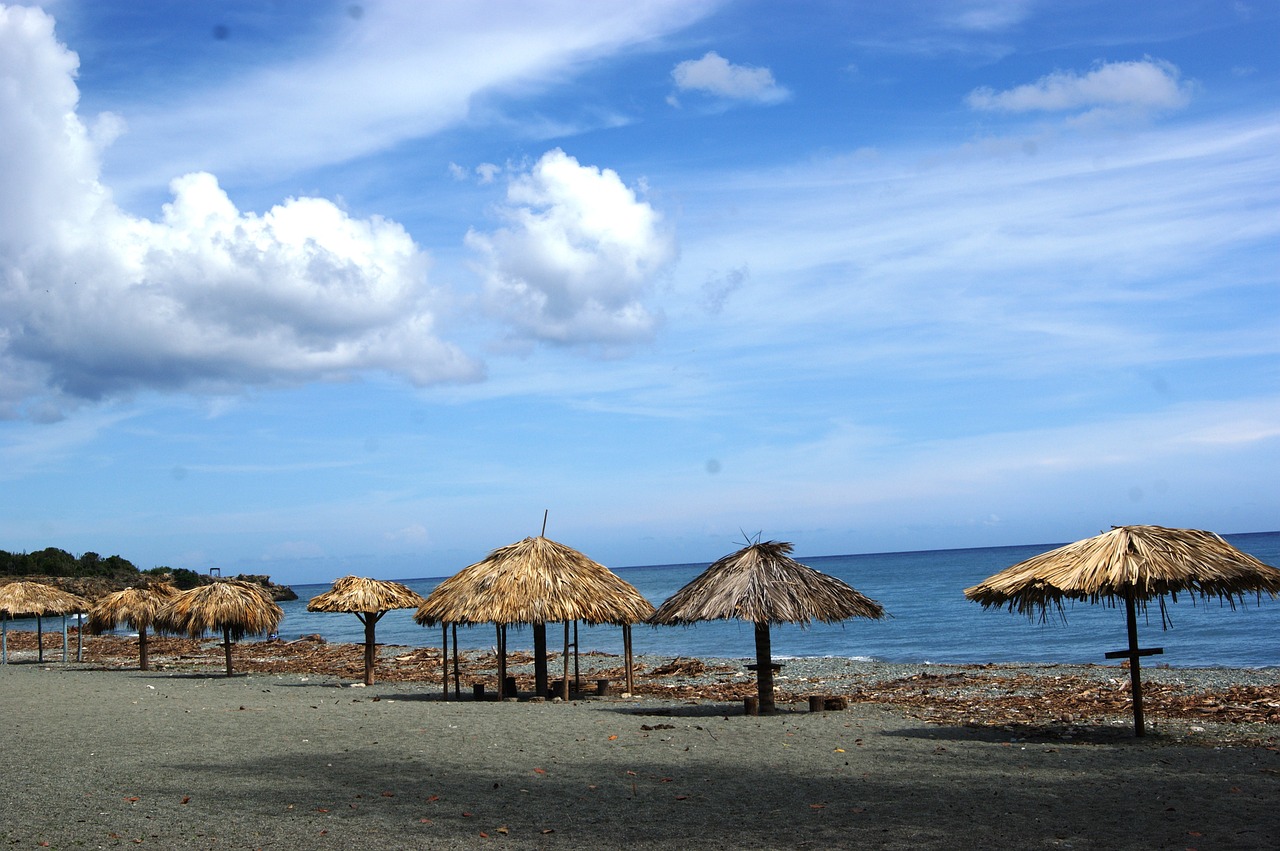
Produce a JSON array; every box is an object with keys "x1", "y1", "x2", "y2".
[
  {"x1": 0, "y1": 6, "x2": 480, "y2": 419},
  {"x1": 670, "y1": 51, "x2": 789, "y2": 105},
  {"x1": 466, "y1": 149, "x2": 676, "y2": 347},
  {"x1": 967, "y1": 58, "x2": 1192, "y2": 120}
]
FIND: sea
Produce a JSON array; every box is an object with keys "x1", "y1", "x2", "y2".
[{"x1": 269, "y1": 531, "x2": 1280, "y2": 670}]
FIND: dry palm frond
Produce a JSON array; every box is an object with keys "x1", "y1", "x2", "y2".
[
  {"x1": 156, "y1": 580, "x2": 283, "y2": 641},
  {"x1": 87, "y1": 584, "x2": 178, "y2": 633},
  {"x1": 307, "y1": 576, "x2": 424, "y2": 614},
  {"x1": 0, "y1": 580, "x2": 89, "y2": 617},
  {"x1": 964, "y1": 525, "x2": 1280, "y2": 618},
  {"x1": 648, "y1": 540, "x2": 885, "y2": 625},
  {"x1": 414, "y1": 536, "x2": 654, "y2": 626}
]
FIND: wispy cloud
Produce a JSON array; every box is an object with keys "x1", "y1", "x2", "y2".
[
  {"x1": 967, "y1": 58, "x2": 1193, "y2": 121},
  {"x1": 99, "y1": 1, "x2": 722, "y2": 192},
  {"x1": 669, "y1": 51, "x2": 790, "y2": 105}
]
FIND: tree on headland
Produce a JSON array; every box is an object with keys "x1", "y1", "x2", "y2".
[{"x1": 0, "y1": 548, "x2": 296, "y2": 600}]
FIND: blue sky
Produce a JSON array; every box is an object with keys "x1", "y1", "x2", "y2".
[{"x1": 1, "y1": 1, "x2": 1277, "y2": 585}]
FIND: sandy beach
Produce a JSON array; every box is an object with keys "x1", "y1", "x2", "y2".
[{"x1": 3, "y1": 634, "x2": 1278, "y2": 849}]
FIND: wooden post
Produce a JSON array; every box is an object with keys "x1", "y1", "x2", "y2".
[
  {"x1": 754, "y1": 621, "x2": 776, "y2": 714},
  {"x1": 562, "y1": 621, "x2": 570, "y2": 700},
  {"x1": 139, "y1": 626, "x2": 150, "y2": 671},
  {"x1": 76, "y1": 613, "x2": 83, "y2": 662},
  {"x1": 533, "y1": 622, "x2": 548, "y2": 697},
  {"x1": 1105, "y1": 593, "x2": 1164, "y2": 737},
  {"x1": 497, "y1": 623, "x2": 508, "y2": 698},
  {"x1": 452, "y1": 624, "x2": 460, "y2": 698},
  {"x1": 36, "y1": 615, "x2": 44, "y2": 663},
  {"x1": 361, "y1": 613, "x2": 378, "y2": 686},
  {"x1": 441, "y1": 624, "x2": 449, "y2": 699},
  {"x1": 623, "y1": 624, "x2": 635, "y2": 694},
  {"x1": 1126, "y1": 593, "x2": 1144, "y2": 736},
  {"x1": 222, "y1": 626, "x2": 234, "y2": 676}
]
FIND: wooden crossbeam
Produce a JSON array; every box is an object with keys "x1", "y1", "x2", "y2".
[{"x1": 1104, "y1": 647, "x2": 1164, "y2": 659}]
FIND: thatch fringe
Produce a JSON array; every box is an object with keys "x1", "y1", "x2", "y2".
[
  {"x1": 414, "y1": 536, "x2": 654, "y2": 626},
  {"x1": 156, "y1": 580, "x2": 283, "y2": 641},
  {"x1": 964, "y1": 525, "x2": 1280, "y2": 617},
  {"x1": 307, "y1": 576, "x2": 424, "y2": 614},
  {"x1": 87, "y1": 584, "x2": 178, "y2": 634},
  {"x1": 649, "y1": 540, "x2": 885, "y2": 625},
  {"x1": 0, "y1": 580, "x2": 89, "y2": 616}
]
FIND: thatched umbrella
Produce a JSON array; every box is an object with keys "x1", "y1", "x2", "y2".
[
  {"x1": 964, "y1": 525, "x2": 1280, "y2": 735},
  {"x1": 414, "y1": 535, "x2": 655, "y2": 699},
  {"x1": 0, "y1": 581, "x2": 90, "y2": 664},
  {"x1": 308, "y1": 576, "x2": 425, "y2": 685},
  {"x1": 87, "y1": 584, "x2": 178, "y2": 671},
  {"x1": 156, "y1": 580, "x2": 283, "y2": 676},
  {"x1": 649, "y1": 540, "x2": 886, "y2": 714}
]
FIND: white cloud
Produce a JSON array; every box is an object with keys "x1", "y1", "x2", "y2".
[
  {"x1": 0, "y1": 6, "x2": 481, "y2": 419},
  {"x1": 944, "y1": 0, "x2": 1034, "y2": 32},
  {"x1": 967, "y1": 58, "x2": 1192, "y2": 118},
  {"x1": 466, "y1": 149, "x2": 676, "y2": 347},
  {"x1": 671, "y1": 51, "x2": 789, "y2": 104}
]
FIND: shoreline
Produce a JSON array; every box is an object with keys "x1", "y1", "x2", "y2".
[
  {"x1": 4, "y1": 660, "x2": 1279, "y2": 849},
  {"x1": 4, "y1": 629, "x2": 1278, "y2": 742}
]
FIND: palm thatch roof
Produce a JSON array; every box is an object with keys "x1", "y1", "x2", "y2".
[
  {"x1": 87, "y1": 584, "x2": 178, "y2": 671},
  {"x1": 413, "y1": 536, "x2": 655, "y2": 627},
  {"x1": 964, "y1": 525, "x2": 1280, "y2": 617},
  {"x1": 0, "y1": 580, "x2": 89, "y2": 617},
  {"x1": 87, "y1": 584, "x2": 179, "y2": 634},
  {"x1": 307, "y1": 576, "x2": 424, "y2": 614},
  {"x1": 308, "y1": 576, "x2": 426, "y2": 686},
  {"x1": 157, "y1": 580, "x2": 283, "y2": 642},
  {"x1": 649, "y1": 540, "x2": 885, "y2": 626}
]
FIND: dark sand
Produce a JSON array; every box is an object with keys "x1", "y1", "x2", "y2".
[{"x1": 4, "y1": 661, "x2": 1278, "y2": 850}]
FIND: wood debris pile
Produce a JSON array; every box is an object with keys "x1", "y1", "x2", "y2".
[
  {"x1": 841, "y1": 671, "x2": 1280, "y2": 729},
  {"x1": 11, "y1": 631, "x2": 1277, "y2": 733}
]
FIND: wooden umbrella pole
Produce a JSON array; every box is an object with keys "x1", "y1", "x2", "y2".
[
  {"x1": 223, "y1": 626, "x2": 234, "y2": 676},
  {"x1": 623, "y1": 624, "x2": 634, "y2": 694},
  {"x1": 139, "y1": 626, "x2": 149, "y2": 671},
  {"x1": 37, "y1": 615, "x2": 44, "y2": 663},
  {"x1": 61, "y1": 613, "x2": 69, "y2": 662},
  {"x1": 498, "y1": 623, "x2": 508, "y2": 698},
  {"x1": 754, "y1": 621, "x2": 776, "y2": 714},
  {"x1": 362, "y1": 613, "x2": 379, "y2": 686},
  {"x1": 441, "y1": 624, "x2": 449, "y2": 699},
  {"x1": 533, "y1": 622, "x2": 548, "y2": 697},
  {"x1": 562, "y1": 621, "x2": 570, "y2": 700},
  {"x1": 452, "y1": 624, "x2": 460, "y2": 698},
  {"x1": 1125, "y1": 592, "x2": 1145, "y2": 736}
]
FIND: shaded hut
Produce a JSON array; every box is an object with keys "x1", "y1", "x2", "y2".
[
  {"x1": 649, "y1": 540, "x2": 885, "y2": 714},
  {"x1": 964, "y1": 525, "x2": 1280, "y2": 735},
  {"x1": 87, "y1": 583, "x2": 179, "y2": 671},
  {"x1": 156, "y1": 580, "x2": 283, "y2": 676},
  {"x1": 414, "y1": 536, "x2": 654, "y2": 699},
  {"x1": 308, "y1": 576, "x2": 425, "y2": 685},
  {"x1": 0, "y1": 581, "x2": 90, "y2": 664}
]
